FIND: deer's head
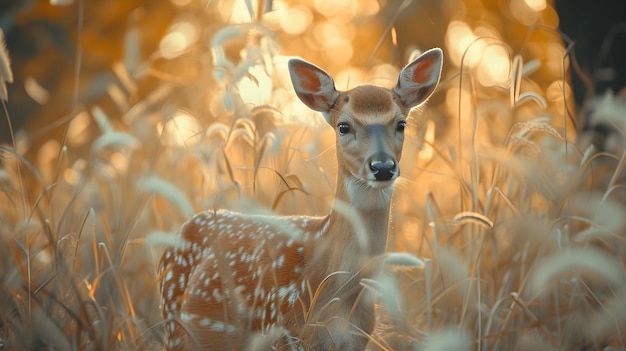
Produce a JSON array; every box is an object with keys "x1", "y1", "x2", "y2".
[{"x1": 289, "y1": 49, "x2": 443, "y2": 206}]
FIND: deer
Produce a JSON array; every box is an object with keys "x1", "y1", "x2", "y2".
[{"x1": 158, "y1": 48, "x2": 443, "y2": 350}]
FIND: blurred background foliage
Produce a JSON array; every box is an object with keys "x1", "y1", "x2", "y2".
[
  {"x1": 2, "y1": 0, "x2": 573, "y2": 147},
  {"x1": 1, "y1": 0, "x2": 626, "y2": 350}
]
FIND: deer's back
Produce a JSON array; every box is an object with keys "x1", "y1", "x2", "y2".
[{"x1": 159, "y1": 210, "x2": 325, "y2": 350}]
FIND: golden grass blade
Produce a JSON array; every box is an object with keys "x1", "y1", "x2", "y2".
[
  {"x1": 513, "y1": 119, "x2": 563, "y2": 141},
  {"x1": 509, "y1": 135, "x2": 541, "y2": 153},
  {"x1": 452, "y1": 211, "x2": 494, "y2": 229},
  {"x1": 510, "y1": 54, "x2": 522, "y2": 107},
  {"x1": 515, "y1": 91, "x2": 548, "y2": 108},
  {"x1": 579, "y1": 144, "x2": 596, "y2": 167},
  {"x1": 0, "y1": 29, "x2": 12, "y2": 102},
  {"x1": 271, "y1": 173, "x2": 310, "y2": 210},
  {"x1": 521, "y1": 59, "x2": 541, "y2": 77},
  {"x1": 0, "y1": 29, "x2": 12, "y2": 83},
  {"x1": 305, "y1": 271, "x2": 350, "y2": 322}
]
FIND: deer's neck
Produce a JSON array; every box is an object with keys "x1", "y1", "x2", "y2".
[
  {"x1": 307, "y1": 173, "x2": 393, "y2": 280},
  {"x1": 337, "y1": 173, "x2": 392, "y2": 255}
]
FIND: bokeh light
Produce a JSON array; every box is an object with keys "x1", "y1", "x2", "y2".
[
  {"x1": 67, "y1": 111, "x2": 91, "y2": 146},
  {"x1": 236, "y1": 64, "x2": 273, "y2": 105},
  {"x1": 218, "y1": 0, "x2": 256, "y2": 23},
  {"x1": 525, "y1": 0, "x2": 547, "y2": 12},
  {"x1": 445, "y1": 21, "x2": 486, "y2": 68},
  {"x1": 158, "y1": 111, "x2": 202, "y2": 146},
  {"x1": 477, "y1": 45, "x2": 511, "y2": 87},
  {"x1": 170, "y1": 0, "x2": 193, "y2": 6},
  {"x1": 280, "y1": 5, "x2": 313, "y2": 35},
  {"x1": 159, "y1": 21, "x2": 198, "y2": 59}
]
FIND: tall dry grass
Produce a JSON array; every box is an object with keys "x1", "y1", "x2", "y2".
[{"x1": 1, "y1": 0, "x2": 625, "y2": 350}]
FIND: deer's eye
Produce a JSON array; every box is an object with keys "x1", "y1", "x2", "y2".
[
  {"x1": 338, "y1": 123, "x2": 351, "y2": 135},
  {"x1": 396, "y1": 121, "x2": 406, "y2": 133}
]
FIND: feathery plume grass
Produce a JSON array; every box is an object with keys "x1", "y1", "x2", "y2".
[
  {"x1": 382, "y1": 252, "x2": 426, "y2": 268},
  {"x1": 530, "y1": 248, "x2": 626, "y2": 295},
  {"x1": 423, "y1": 327, "x2": 471, "y2": 351},
  {"x1": 137, "y1": 176, "x2": 195, "y2": 218},
  {"x1": 0, "y1": 29, "x2": 12, "y2": 102}
]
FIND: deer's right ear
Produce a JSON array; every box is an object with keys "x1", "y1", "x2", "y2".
[{"x1": 289, "y1": 58, "x2": 340, "y2": 115}]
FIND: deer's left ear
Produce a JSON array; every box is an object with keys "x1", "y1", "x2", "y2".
[
  {"x1": 394, "y1": 48, "x2": 443, "y2": 109},
  {"x1": 289, "y1": 58, "x2": 340, "y2": 115}
]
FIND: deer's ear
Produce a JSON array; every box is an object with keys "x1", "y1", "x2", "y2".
[
  {"x1": 394, "y1": 48, "x2": 443, "y2": 109},
  {"x1": 289, "y1": 58, "x2": 340, "y2": 114}
]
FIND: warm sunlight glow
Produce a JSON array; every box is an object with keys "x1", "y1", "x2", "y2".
[
  {"x1": 67, "y1": 111, "x2": 91, "y2": 146},
  {"x1": 510, "y1": 0, "x2": 540, "y2": 25},
  {"x1": 171, "y1": 0, "x2": 192, "y2": 6},
  {"x1": 280, "y1": 5, "x2": 313, "y2": 35},
  {"x1": 36, "y1": 249, "x2": 52, "y2": 266},
  {"x1": 321, "y1": 37, "x2": 353, "y2": 64},
  {"x1": 37, "y1": 139, "x2": 61, "y2": 182},
  {"x1": 545, "y1": 42, "x2": 568, "y2": 76},
  {"x1": 159, "y1": 21, "x2": 198, "y2": 59},
  {"x1": 219, "y1": 0, "x2": 256, "y2": 23},
  {"x1": 237, "y1": 65, "x2": 273, "y2": 105},
  {"x1": 159, "y1": 111, "x2": 202, "y2": 146},
  {"x1": 313, "y1": 22, "x2": 354, "y2": 64},
  {"x1": 365, "y1": 63, "x2": 398, "y2": 88},
  {"x1": 525, "y1": 0, "x2": 546, "y2": 12},
  {"x1": 401, "y1": 218, "x2": 420, "y2": 247},
  {"x1": 546, "y1": 80, "x2": 573, "y2": 115},
  {"x1": 314, "y1": 0, "x2": 354, "y2": 18},
  {"x1": 351, "y1": 0, "x2": 380, "y2": 17},
  {"x1": 418, "y1": 120, "x2": 436, "y2": 160},
  {"x1": 63, "y1": 159, "x2": 86, "y2": 185},
  {"x1": 477, "y1": 46, "x2": 511, "y2": 87},
  {"x1": 24, "y1": 77, "x2": 50, "y2": 104},
  {"x1": 445, "y1": 21, "x2": 485, "y2": 68},
  {"x1": 110, "y1": 152, "x2": 129, "y2": 174},
  {"x1": 446, "y1": 86, "x2": 473, "y2": 121}
]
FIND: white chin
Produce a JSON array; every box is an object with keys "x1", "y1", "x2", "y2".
[
  {"x1": 367, "y1": 179, "x2": 396, "y2": 188},
  {"x1": 346, "y1": 177, "x2": 396, "y2": 209}
]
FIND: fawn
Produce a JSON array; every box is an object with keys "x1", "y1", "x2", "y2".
[{"x1": 159, "y1": 48, "x2": 443, "y2": 350}]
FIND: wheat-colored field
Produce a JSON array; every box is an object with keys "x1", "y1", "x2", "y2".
[{"x1": 1, "y1": 0, "x2": 625, "y2": 350}]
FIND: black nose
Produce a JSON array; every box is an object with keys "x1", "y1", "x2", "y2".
[{"x1": 369, "y1": 159, "x2": 397, "y2": 181}]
